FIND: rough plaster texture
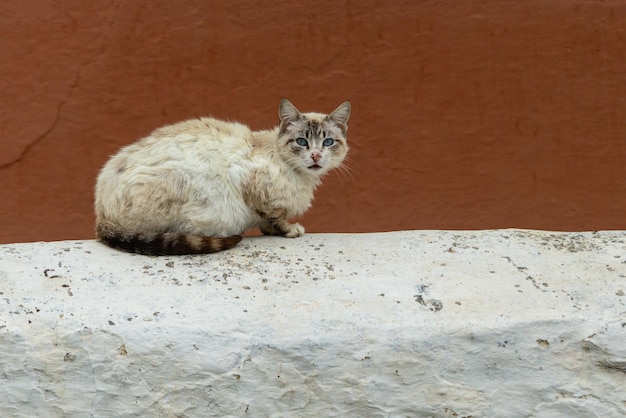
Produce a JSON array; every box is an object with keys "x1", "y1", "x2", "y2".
[
  {"x1": 2, "y1": 1, "x2": 626, "y2": 244},
  {"x1": 1, "y1": 230, "x2": 625, "y2": 417}
]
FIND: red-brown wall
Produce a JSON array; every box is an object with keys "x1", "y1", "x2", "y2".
[{"x1": 1, "y1": 1, "x2": 625, "y2": 244}]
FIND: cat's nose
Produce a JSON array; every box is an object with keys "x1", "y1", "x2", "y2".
[{"x1": 311, "y1": 151, "x2": 322, "y2": 163}]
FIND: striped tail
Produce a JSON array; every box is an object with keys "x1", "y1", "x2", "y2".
[{"x1": 96, "y1": 222, "x2": 242, "y2": 255}]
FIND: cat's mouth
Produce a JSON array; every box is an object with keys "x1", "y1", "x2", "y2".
[{"x1": 308, "y1": 164, "x2": 323, "y2": 170}]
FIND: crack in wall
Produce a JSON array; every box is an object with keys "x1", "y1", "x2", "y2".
[
  {"x1": 0, "y1": 69, "x2": 81, "y2": 170},
  {"x1": 0, "y1": 2, "x2": 122, "y2": 171}
]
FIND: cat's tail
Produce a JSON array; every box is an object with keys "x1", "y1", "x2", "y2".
[{"x1": 96, "y1": 221, "x2": 242, "y2": 255}]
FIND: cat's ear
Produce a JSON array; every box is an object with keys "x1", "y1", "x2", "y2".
[
  {"x1": 327, "y1": 101, "x2": 351, "y2": 133},
  {"x1": 279, "y1": 99, "x2": 302, "y2": 132}
]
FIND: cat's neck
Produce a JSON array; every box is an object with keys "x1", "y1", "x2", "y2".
[{"x1": 249, "y1": 128, "x2": 278, "y2": 152}]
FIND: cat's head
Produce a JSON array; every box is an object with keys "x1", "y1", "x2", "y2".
[{"x1": 277, "y1": 99, "x2": 350, "y2": 177}]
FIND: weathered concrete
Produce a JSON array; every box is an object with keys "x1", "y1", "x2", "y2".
[{"x1": 1, "y1": 230, "x2": 625, "y2": 417}]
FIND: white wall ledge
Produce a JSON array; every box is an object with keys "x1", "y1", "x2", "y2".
[{"x1": 1, "y1": 230, "x2": 625, "y2": 417}]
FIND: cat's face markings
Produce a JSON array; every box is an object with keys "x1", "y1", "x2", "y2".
[
  {"x1": 283, "y1": 118, "x2": 346, "y2": 173},
  {"x1": 278, "y1": 99, "x2": 350, "y2": 176}
]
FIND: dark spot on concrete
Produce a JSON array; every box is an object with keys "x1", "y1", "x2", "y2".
[{"x1": 537, "y1": 339, "x2": 550, "y2": 348}]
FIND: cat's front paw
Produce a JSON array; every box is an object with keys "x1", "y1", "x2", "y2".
[{"x1": 284, "y1": 223, "x2": 305, "y2": 238}]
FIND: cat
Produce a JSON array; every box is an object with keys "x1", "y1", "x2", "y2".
[{"x1": 94, "y1": 99, "x2": 351, "y2": 255}]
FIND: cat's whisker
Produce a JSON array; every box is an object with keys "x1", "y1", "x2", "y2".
[{"x1": 335, "y1": 164, "x2": 355, "y2": 183}]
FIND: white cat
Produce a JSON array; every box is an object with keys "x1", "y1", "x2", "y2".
[{"x1": 94, "y1": 99, "x2": 351, "y2": 255}]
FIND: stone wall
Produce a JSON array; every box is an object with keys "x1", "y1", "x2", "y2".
[{"x1": 1, "y1": 230, "x2": 625, "y2": 416}]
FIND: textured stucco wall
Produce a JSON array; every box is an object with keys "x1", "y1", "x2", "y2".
[{"x1": 1, "y1": 1, "x2": 625, "y2": 243}]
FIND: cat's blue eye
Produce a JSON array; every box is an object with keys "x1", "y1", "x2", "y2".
[
  {"x1": 296, "y1": 138, "x2": 308, "y2": 147},
  {"x1": 323, "y1": 138, "x2": 335, "y2": 147}
]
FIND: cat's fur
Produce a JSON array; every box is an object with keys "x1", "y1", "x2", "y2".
[{"x1": 94, "y1": 99, "x2": 351, "y2": 255}]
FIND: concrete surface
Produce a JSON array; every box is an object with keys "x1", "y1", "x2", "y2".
[
  {"x1": 2, "y1": 1, "x2": 626, "y2": 244},
  {"x1": 1, "y1": 230, "x2": 625, "y2": 417}
]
